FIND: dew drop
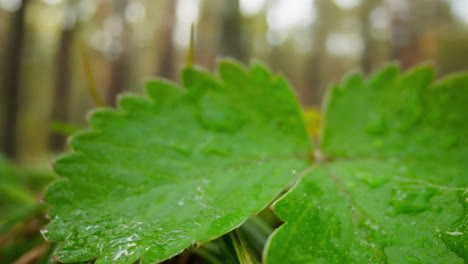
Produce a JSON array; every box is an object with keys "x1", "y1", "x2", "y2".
[
  {"x1": 442, "y1": 226, "x2": 466, "y2": 260},
  {"x1": 126, "y1": 234, "x2": 140, "y2": 242},
  {"x1": 445, "y1": 231, "x2": 464, "y2": 236},
  {"x1": 364, "y1": 219, "x2": 380, "y2": 232},
  {"x1": 113, "y1": 248, "x2": 129, "y2": 261},
  {"x1": 201, "y1": 178, "x2": 210, "y2": 184},
  {"x1": 388, "y1": 186, "x2": 437, "y2": 215}
]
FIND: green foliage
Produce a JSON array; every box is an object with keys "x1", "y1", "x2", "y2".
[
  {"x1": 0, "y1": 155, "x2": 52, "y2": 234},
  {"x1": 264, "y1": 66, "x2": 467, "y2": 263},
  {"x1": 43, "y1": 61, "x2": 467, "y2": 263},
  {"x1": 43, "y1": 61, "x2": 310, "y2": 263},
  {"x1": 0, "y1": 155, "x2": 54, "y2": 262}
]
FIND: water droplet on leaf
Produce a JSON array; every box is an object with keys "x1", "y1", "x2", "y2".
[
  {"x1": 445, "y1": 231, "x2": 463, "y2": 236},
  {"x1": 177, "y1": 199, "x2": 184, "y2": 206},
  {"x1": 388, "y1": 186, "x2": 437, "y2": 215}
]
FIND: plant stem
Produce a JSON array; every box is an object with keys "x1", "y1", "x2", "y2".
[
  {"x1": 248, "y1": 215, "x2": 274, "y2": 236},
  {"x1": 79, "y1": 38, "x2": 105, "y2": 107},
  {"x1": 229, "y1": 230, "x2": 259, "y2": 264},
  {"x1": 192, "y1": 246, "x2": 224, "y2": 264}
]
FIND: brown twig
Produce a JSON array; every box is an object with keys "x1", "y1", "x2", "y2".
[{"x1": 13, "y1": 243, "x2": 49, "y2": 264}]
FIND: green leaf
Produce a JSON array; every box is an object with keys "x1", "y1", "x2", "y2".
[
  {"x1": 265, "y1": 65, "x2": 468, "y2": 263},
  {"x1": 43, "y1": 61, "x2": 311, "y2": 263}
]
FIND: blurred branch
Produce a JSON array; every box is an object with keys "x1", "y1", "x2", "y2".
[
  {"x1": 360, "y1": 0, "x2": 376, "y2": 74},
  {"x1": 221, "y1": 0, "x2": 247, "y2": 62},
  {"x1": 302, "y1": 0, "x2": 329, "y2": 106},
  {"x1": 186, "y1": 23, "x2": 195, "y2": 68},
  {"x1": 158, "y1": 0, "x2": 177, "y2": 78},
  {"x1": 12, "y1": 243, "x2": 48, "y2": 264},
  {"x1": 107, "y1": 0, "x2": 132, "y2": 106},
  {"x1": 50, "y1": 0, "x2": 79, "y2": 151}
]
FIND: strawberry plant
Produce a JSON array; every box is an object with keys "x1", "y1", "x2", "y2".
[{"x1": 42, "y1": 61, "x2": 467, "y2": 263}]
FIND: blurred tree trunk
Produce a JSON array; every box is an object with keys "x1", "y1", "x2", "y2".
[
  {"x1": 108, "y1": 50, "x2": 130, "y2": 106},
  {"x1": 303, "y1": 37, "x2": 324, "y2": 106},
  {"x1": 1, "y1": 0, "x2": 29, "y2": 159},
  {"x1": 302, "y1": 0, "x2": 329, "y2": 106},
  {"x1": 220, "y1": 0, "x2": 247, "y2": 62},
  {"x1": 198, "y1": 0, "x2": 223, "y2": 69},
  {"x1": 107, "y1": 1, "x2": 131, "y2": 106},
  {"x1": 386, "y1": 0, "x2": 421, "y2": 69},
  {"x1": 50, "y1": 2, "x2": 77, "y2": 151},
  {"x1": 157, "y1": 0, "x2": 176, "y2": 79},
  {"x1": 360, "y1": 0, "x2": 375, "y2": 74},
  {"x1": 269, "y1": 46, "x2": 283, "y2": 72}
]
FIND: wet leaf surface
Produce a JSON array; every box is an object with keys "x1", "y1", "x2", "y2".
[
  {"x1": 265, "y1": 66, "x2": 468, "y2": 264},
  {"x1": 43, "y1": 61, "x2": 311, "y2": 264}
]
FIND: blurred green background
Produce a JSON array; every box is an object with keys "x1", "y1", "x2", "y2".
[
  {"x1": 0, "y1": 0, "x2": 468, "y2": 262},
  {"x1": 1, "y1": 0, "x2": 468, "y2": 162}
]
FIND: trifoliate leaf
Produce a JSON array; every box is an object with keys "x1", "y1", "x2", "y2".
[
  {"x1": 265, "y1": 65, "x2": 468, "y2": 263},
  {"x1": 43, "y1": 61, "x2": 311, "y2": 264}
]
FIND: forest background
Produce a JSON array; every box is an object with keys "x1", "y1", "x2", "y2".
[{"x1": 1, "y1": 0, "x2": 468, "y2": 164}]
